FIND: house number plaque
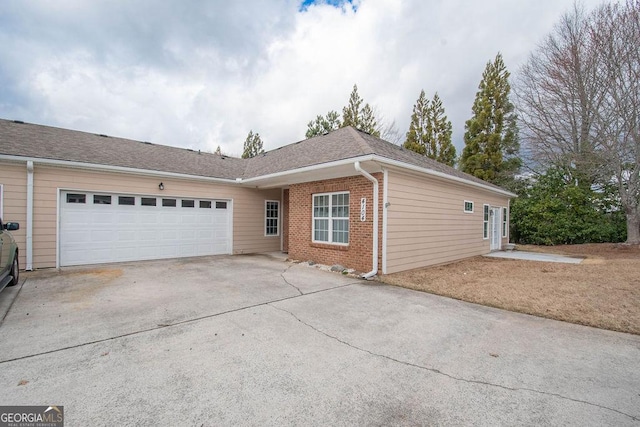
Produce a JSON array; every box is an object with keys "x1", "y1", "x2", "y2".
[{"x1": 360, "y1": 198, "x2": 366, "y2": 222}]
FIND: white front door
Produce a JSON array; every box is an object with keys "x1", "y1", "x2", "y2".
[{"x1": 490, "y1": 207, "x2": 501, "y2": 251}]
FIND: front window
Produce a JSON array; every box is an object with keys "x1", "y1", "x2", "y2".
[
  {"x1": 265, "y1": 201, "x2": 279, "y2": 236},
  {"x1": 313, "y1": 192, "x2": 349, "y2": 244}
]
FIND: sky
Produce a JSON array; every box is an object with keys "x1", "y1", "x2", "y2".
[{"x1": 0, "y1": 0, "x2": 605, "y2": 157}]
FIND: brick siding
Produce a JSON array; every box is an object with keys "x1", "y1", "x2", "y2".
[{"x1": 288, "y1": 174, "x2": 383, "y2": 273}]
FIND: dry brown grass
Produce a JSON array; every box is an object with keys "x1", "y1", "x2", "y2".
[{"x1": 381, "y1": 244, "x2": 640, "y2": 335}]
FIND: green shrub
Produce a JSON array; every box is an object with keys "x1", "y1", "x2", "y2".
[{"x1": 510, "y1": 169, "x2": 626, "y2": 245}]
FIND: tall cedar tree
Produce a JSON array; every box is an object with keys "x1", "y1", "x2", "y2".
[
  {"x1": 403, "y1": 90, "x2": 456, "y2": 166},
  {"x1": 461, "y1": 53, "x2": 520, "y2": 185},
  {"x1": 241, "y1": 130, "x2": 264, "y2": 159},
  {"x1": 305, "y1": 110, "x2": 341, "y2": 138},
  {"x1": 305, "y1": 85, "x2": 382, "y2": 138},
  {"x1": 341, "y1": 84, "x2": 380, "y2": 136}
]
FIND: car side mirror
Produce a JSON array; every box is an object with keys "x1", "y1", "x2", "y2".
[{"x1": 4, "y1": 222, "x2": 19, "y2": 231}]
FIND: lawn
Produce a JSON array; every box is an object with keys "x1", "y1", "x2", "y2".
[{"x1": 381, "y1": 244, "x2": 640, "y2": 335}]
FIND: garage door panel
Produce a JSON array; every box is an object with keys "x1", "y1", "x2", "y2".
[{"x1": 60, "y1": 191, "x2": 232, "y2": 266}]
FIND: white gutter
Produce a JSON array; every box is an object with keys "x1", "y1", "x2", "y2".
[
  {"x1": 382, "y1": 168, "x2": 388, "y2": 275},
  {"x1": 354, "y1": 161, "x2": 378, "y2": 279},
  {"x1": 372, "y1": 155, "x2": 517, "y2": 198},
  {"x1": 1, "y1": 152, "x2": 516, "y2": 198},
  {"x1": 26, "y1": 161, "x2": 34, "y2": 270},
  {"x1": 239, "y1": 155, "x2": 376, "y2": 184},
  {"x1": 240, "y1": 153, "x2": 515, "y2": 198},
  {"x1": 0, "y1": 155, "x2": 237, "y2": 184}
]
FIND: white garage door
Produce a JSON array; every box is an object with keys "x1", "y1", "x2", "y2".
[{"x1": 60, "y1": 191, "x2": 232, "y2": 266}]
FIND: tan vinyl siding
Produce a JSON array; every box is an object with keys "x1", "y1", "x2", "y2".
[
  {"x1": 26, "y1": 164, "x2": 279, "y2": 269},
  {"x1": 385, "y1": 169, "x2": 510, "y2": 274},
  {"x1": 0, "y1": 161, "x2": 27, "y2": 269}
]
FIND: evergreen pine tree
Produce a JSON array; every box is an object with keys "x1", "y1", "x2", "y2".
[
  {"x1": 342, "y1": 84, "x2": 363, "y2": 128},
  {"x1": 403, "y1": 90, "x2": 456, "y2": 166},
  {"x1": 241, "y1": 130, "x2": 265, "y2": 159},
  {"x1": 305, "y1": 110, "x2": 341, "y2": 138},
  {"x1": 214, "y1": 145, "x2": 222, "y2": 156},
  {"x1": 429, "y1": 93, "x2": 456, "y2": 167},
  {"x1": 460, "y1": 53, "x2": 520, "y2": 183},
  {"x1": 359, "y1": 104, "x2": 380, "y2": 136},
  {"x1": 403, "y1": 90, "x2": 429, "y2": 155}
]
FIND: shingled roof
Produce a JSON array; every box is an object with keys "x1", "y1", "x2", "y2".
[
  {"x1": 0, "y1": 118, "x2": 509, "y2": 194},
  {"x1": 0, "y1": 119, "x2": 243, "y2": 180},
  {"x1": 243, "y1": 126, "x2": 508, "y2": 193}
]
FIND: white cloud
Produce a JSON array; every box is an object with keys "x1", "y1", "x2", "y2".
[{"x1": 0, "y1": 0, "x2": 605, "y2": 156}]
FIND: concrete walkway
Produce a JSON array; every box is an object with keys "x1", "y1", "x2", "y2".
[{"x1": 485, "y1": 250, "x2": 584, "y2": 264}]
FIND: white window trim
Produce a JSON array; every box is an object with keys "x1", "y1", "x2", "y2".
[
  {"x1": 502, "y1": 206, "x2": 508, "y2": 238},
  {"x1": 312, "y1": 191, "x2": 350, "y2": 246},
  {"x1": 265, "y1": 200, "x2": 280, "y2": 237},
  {"x1": 463, "y1": 200, "x2": 474, "y2": 213},
  {"x1": 483, "y1": 204, "x2": 490, "y2": 240}
]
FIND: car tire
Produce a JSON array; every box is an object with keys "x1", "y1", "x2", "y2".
[{"x1": 8, "y1": 254, "x2": 19, "y2": 286}]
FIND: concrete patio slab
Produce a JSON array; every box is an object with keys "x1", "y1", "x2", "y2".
[{"x1": 485, "y1": 250, "x2": 584, "y2": 264}]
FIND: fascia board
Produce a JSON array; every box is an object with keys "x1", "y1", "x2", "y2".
[
  {"x1": 0, "y1": 154, "x2": 238, "y2": 184},
  {"x1": 372, "y1": 155, "x2": 517, "y2": 198},
  {"x1": 238, "y1": 155, "x2": 376, "y2": 184}
]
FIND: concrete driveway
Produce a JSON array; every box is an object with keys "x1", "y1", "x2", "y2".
[{"x1": 0, "y1": 255, "x2": 638, "y2": 426}]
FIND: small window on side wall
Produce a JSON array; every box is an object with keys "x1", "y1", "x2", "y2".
[{"x1": 464, "y1": 200, "x2": 474, "y2": 213}]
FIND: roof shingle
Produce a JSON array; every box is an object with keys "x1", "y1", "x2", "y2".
[
  {"x1": 0, "y1": 119, "x2": 509, "y2": 194},
  {"x1": 0, "y1": 119, "x2": 243, "y2": 180}
]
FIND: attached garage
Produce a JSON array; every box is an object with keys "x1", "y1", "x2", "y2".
[{"x1": 59, "y1": 190, "x2": 232, "y2": 266}]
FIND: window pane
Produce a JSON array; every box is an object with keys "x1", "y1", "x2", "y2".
[
  {"x1": 464, "y1": 201, "x2": 473, "y2": 212},
  {"x1": 93, "y1": 195, "x2": 111, "y2": 205},
  {"x1": 119, "y1": 196, "x2": 135, "y2": 206},
  {"x1": 314, "y1": 219, "x2": 329, "y2": 241},
  {"x1": 332, "y1": 219, "x2": 349, "y2": 243},
  {"x1": 182, "y1": 199, "x2": 195, "y2": 208},
  {"x1": 141, "y1": 197, "x2": 157, "y2": 206},
  {"x1": 199, "y1": 200, "x2": 212, "y2": 208},
  {"x1": 162, "y1": 198, "x2": 177, "y2": 207},
  {"x1": 66, "y1": 193, "x2": 86, "y2": 204},
  {"x1": 216, "y1": 201, "x2": 227, "y2": 209}
]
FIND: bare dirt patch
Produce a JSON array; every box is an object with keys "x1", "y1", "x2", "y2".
[{"x1": 381, "y1": 244, "x2": 640, "y2": 335}]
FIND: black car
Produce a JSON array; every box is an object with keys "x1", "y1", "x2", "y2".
[{"x1": 0, "y1": 218, "x2": 20, "y2": 292}]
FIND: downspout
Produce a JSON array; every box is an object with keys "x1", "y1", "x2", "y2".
[
  {"x1": 26, "y1": 161, "x2": 34, "y2": 271},
  {"x1": 354, "y1": 161, "x2": 378, "y2": 279}
]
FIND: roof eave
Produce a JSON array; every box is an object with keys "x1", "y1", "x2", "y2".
[
  {"x1": 0, "y1": 154, "x2": 238, "y2": 184},
  {"x1": 372, "y1": 155, "x2": 517, "y2": 197}
]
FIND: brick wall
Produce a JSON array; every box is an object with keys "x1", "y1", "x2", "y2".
[{"x1": 288, "y1": 174, "x2": 383, "y2": 273}]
